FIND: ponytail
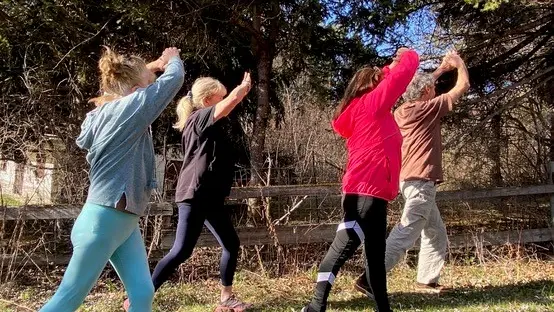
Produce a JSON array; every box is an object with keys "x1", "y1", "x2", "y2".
[
  {"x1": 174, "y1": 95, "x2": 194, "y2": 131},
  {"x1": 173, "y1": 77, "x2": 226, "y2": 132}
]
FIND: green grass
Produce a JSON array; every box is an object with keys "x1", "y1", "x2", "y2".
[
  {"x1": 1, "y1": 259, "x2": 553, "y2": 311},
  {"x1": 0, "y1": 194, "x2": 22, "y2": 206}
]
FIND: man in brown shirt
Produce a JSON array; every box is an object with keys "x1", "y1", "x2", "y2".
[{"x1": 355, "y1": 51, "x2": 470, "y2": 295}]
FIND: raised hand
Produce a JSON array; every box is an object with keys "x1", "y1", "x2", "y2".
[
  {"x1": 439, "y1": 52, "x2": 455, "y2": 71},
  {"x1": 234, "y1": 72, "x2": 252, "y2": 100},
  {"x1": 394, "y1": 47, "x2": 410, "y2": 60},
  {"x1": 445, "y1": 51, "x2": 464, "y2": 68},
  {"x1": 390, "y1": 47, "x2": 411, "y2": 69},
  {"x1": 158, "y1": 47, "x2": 181, "y2": 70},
  {"x1": 445, "y1": 50, "x2": 470, "y2": 103},
  {"x1": 213, "y1": 72, "x2": 253, "y2": 121}
]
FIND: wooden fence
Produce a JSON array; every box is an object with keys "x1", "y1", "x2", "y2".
[
  {"x1": 2, "y1": 184, "x2": 554, "y2": 266},
  {"x1": 164, "y1": 184, "x2": 554, "y2": 249}
]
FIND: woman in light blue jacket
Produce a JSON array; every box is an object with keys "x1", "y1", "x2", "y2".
[{"x1": 39, "y1": 46, "x2": 184, "y2": 312}]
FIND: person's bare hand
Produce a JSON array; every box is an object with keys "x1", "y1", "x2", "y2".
[
  {"x1": 158, "y1": 47, "x2": 181, "y2": 70},
  {"x1": 238, "y1": 72, "x2": 252, "y2": 97},
  {"x1": 445, "y1": 50, "x2": 463, "y2": 68},
  {"x1": 439, "y1": 52, "x2": 455, "y2": 71},
  {"x1": 393, "y1": 47, "x2": 410, "y2": 62},
  {"x1": 231, "y1": 72, "x2": 252, "y2": 100},
  {"x1": 390, "y1": 47, "x2": 411, "y2": 69}
]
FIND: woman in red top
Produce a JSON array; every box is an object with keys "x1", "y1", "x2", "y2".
[{"x1": 302, "y1": 48, "x2": 419, "y2": 312}]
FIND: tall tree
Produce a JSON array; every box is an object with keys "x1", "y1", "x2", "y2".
[
  {"x1": 0, "y1": 0, "x2": 386, "y2": 209},
  {"x1": 434, "y1": 0, "x2": 553, "y2": 183},
  {"x1": 162, "y1": 0, "x2": 390, "y2": 221}
]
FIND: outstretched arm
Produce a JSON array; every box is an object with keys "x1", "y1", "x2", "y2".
[
  {"x1": 213, "y1": 72, "x2": 252, "y2": 122},
  {"x1": 366, "y1": 48, "x2": 420, "y2": 114},
  {"x1": 135, "y1": 47, "x2": 185, "y2": 125}
]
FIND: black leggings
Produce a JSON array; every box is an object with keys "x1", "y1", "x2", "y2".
[
  {"x1": 151, "y1": 196, "x2": 240, "y2": 289},
  {"x1": 308, "y1": 194, "x2": 391, "y2": 312}
]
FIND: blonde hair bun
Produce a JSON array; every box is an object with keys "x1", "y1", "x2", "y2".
[
  {"x1": 89, "y1": 46, "x2": 147, "y2": 106},
  {"x1": 98, "y1": 47, "x2": 124, "y2": 78}
]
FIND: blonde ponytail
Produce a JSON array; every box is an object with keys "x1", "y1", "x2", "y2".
[
  {"x1": 174, "y1": 96, "x2": 195, "y2": 131},
  {"x1": 174, "y1": 77, "x2": 226, "y2": 132}
]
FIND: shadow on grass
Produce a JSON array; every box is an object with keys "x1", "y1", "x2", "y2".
[
  {"x1": 328, "y1": 279, "x2": 554, "y2": 311},
  {"x1": 250, "y1": 280, "x2": 554, "y2": 311}
]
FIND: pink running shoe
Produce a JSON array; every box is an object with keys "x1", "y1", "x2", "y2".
[{"x1": 123, "y1": 298, "x2": 130, "y2": 311}]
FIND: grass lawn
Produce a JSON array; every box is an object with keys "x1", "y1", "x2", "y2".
[
  {"x1": 1, "y1": 259, "x2": 553, "y2": 311},
  {"x1": 0, "y1": 194, "x2": 21, "y2": 206}
]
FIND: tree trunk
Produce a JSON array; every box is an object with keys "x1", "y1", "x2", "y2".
[
  {"x1": 247, "y1": 45, "x2": 272, "y2": 224},
  {"x1": 547, "y1": 95, "x2": 554, "y2": 229},
  {"x1": 548, "y1": 72, "x2": 554, "y2": 184},
  {"x1": 489, "y1": 114, "x2": 504, "y2": 186},
  {"x1": 550, "y1": 111, "x2": 554, "y2": 183},
  {"x1": 247, "y1": 3, "x2": 278, "y2": 224},
  {"x1": 251, "y1": 48, "x2": 272, "y2": 176},
  {"x1": 545, "y1": 57, "x2": 554, "y2": 229}
]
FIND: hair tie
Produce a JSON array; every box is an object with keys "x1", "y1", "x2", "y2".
[{"x1": 186, "y1": 91, "x2": 193, "y2": 98}]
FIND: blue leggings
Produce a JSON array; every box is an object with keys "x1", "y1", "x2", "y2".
[{"x1": 39, "y1": 203, "x2": 154, "y2": 312}]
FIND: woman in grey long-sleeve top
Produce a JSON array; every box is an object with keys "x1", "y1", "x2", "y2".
[{"x1": 39, "y1": 47, "x2": 184, "y2": 312}]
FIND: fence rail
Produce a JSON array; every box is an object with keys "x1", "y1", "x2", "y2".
[
  {"x1": 3, "y1": 184, "x2": 554, "y2": 220},
  {"x1": 3, "y1": 227, "x2": 551, "y2": 267},
  {"x1": 161, "y1": 226, "x2": 553, "y2": 249},
  {"x1": 0, "y1": 203, "x2": 173, "y2": 220},
  {"x1": 1, "y1": 184, "x2": 553, "y2": 268},
  {"x1": 229, "y1": 184, "x2": 554, "y2": 201}
]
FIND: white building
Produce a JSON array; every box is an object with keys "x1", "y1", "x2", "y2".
[{"x1": 0, "y1": 135, "x2": 64, "y2": 205}]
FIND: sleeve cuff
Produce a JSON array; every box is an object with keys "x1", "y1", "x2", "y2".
[{"x1": 168, "y1": 56, "x2": 182, "y2": 64}]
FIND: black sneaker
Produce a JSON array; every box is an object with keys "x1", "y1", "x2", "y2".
[{"x1": 354, "y1": 273, "x2": 374, "y2": 299}]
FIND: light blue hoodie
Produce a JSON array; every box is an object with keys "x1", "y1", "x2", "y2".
[{"x1": 76, "y1": 56, "x2": 184, "y2": 216}]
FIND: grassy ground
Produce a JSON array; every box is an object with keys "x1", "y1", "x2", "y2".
[
  {"x1": 1, "y1": 258, "x2": 553, "y2": 311},
  {"x1": 0, "y1": 194, "x2": 21, "y2": 206}
]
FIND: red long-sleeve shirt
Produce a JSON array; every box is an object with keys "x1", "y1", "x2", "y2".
[{"x1": 332, "y1": 50, "x2": 419, "y2": 201}]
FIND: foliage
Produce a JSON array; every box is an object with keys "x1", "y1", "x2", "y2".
[
  {"x1": 463, "y1": 0, "x2": 510, "y2": 11},
  {"x1": 0, "y1": 0, "x2": 552, "y2": 196},
  {"x1": 431, "y1": 0, "x2": 553, "y2": 186}
]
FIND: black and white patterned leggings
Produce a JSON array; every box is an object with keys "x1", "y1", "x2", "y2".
[{"x1": 308, "y1": 194, "x2": 392, "y2": 312}]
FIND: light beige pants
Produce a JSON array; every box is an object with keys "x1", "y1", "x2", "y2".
[{"x1": 385, "y1": 180, "x2": 448, "y2": 284}]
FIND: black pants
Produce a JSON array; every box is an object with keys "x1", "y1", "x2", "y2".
[
  {"x1": 308, "y1": 194, "x2": 391, "y2": 312},
  {"x1": 151, "y1": 196, "x2": 240, "y2": 289}
]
